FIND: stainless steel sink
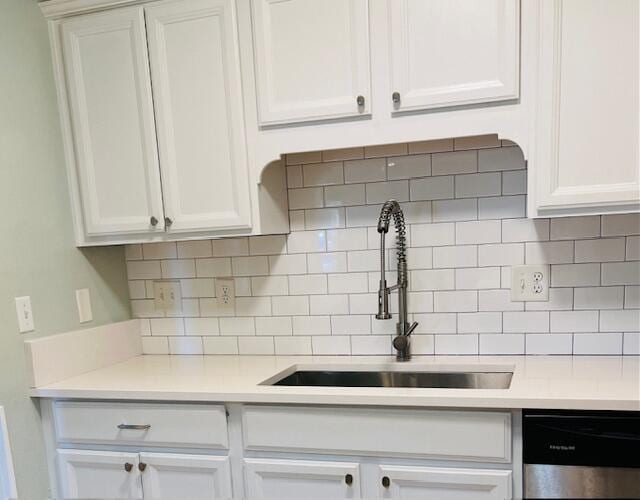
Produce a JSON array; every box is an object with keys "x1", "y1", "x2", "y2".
[{"x1": 266, "y1": 370, "x2": 513, "y2": 389}]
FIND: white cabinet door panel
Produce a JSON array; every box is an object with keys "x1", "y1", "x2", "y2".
[
  {"x1": 57, "y1": 449, "x2": 142, "y2": 499},
  {"x1": 389, "y1": 0, "x2": 520, "y2": 111},
  {"x1": 533, "y1": 0, "x2": 640, "y2": 214},
  {"x1": 60, "y1": 8, "x2": 165, "y2": 236},
  {"x1": 251, "y1": 0, "x2": 371, "y2": 125},
  {"x1": 244, "y1": 458, "x2": 361, "y2": 500},
  {"x1": 377, "y1": 465, "x2": 512, "y2": 500},
  {"x1": 140, "y1": 452, "x2": 232, "y2": 499},
  {"x1": 146, "y1": 0, "x2": 252, "y2": 233}
]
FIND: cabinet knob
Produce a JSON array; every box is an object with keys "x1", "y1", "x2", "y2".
[
  {"x1": 345, "y1": 473, "x2": 353, "y2": 486},
  {"x1": 150, "y1": 216, "x2": 159, "y2": 227},
  {"x1": 164, "y1": 217, "x2": 173, "y2": 227},
  {"x1": 138, "y1": 462, "x2": 147, "y2": 472},
  {"x1": 392, "y1": 92, "x2": 401, "y2": 105},
  {"x1": 124, "y1": 463, "x2": 133, "y2": 473},
  {"x1": 356, "y1": 95, "x2": 365, "y2": 107},
  {"x1": 382, "y1": 476, "x2": 390, "y2": 488}
]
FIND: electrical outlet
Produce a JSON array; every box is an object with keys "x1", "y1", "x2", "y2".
[
  {"x1": 511, "y1": 265, "x2": 549, "y2": 302},
  {"x1": 153, "y1": 281, "x2": 182, "y2": 314},
  {"x1": 75, "y1": 288, "x2": 93, "y2": 323},
  {"x1": 216, "y1": 278, "x2": 235, "y2": 312},
  {"x1": 15, "y1": 296, "x2": 35, "y2": 333}
]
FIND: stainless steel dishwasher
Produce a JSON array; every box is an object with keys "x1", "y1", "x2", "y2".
[{"x1": 523, "y1": 410, "x2": 640, "y2": 499}]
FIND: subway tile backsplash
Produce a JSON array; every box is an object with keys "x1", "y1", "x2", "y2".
[{"x1": 127, "y1": 137, "x2": 640, "y2": 356}]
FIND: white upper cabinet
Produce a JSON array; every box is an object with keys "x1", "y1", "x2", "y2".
[
  {"x1": 59, "y1": 8, "x2": 165, "y2": 236},
  {"x1": 146, "y1": 0, "x2": 252, "y2": 233},
  {"x1": 531, "y1": 0, "x2": 640, "y2": 216},
  {"x1": 250, "y1": 0, "x2": 372, "y2": 125},
  {"x1": 388, "y1": 0, "x2": 520, "y2": 112}
]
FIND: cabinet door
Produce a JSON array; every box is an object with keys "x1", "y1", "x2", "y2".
[
  {"x1": 251, "y1": 0, "x2": 371, "y2": 125},
  {"x1": 244, "y1": 458, "x2": 361, "y2": 499},
  {"x1": 145, "y1": 0, "x2": 252, "y2": 233},
  {"x1": 388, "y1": 0, "x2": 520, "y2": 111},
  {"x1": 377, "y1": 465, "x2": 511, "y2": 500},
  {"x1": 57, "y1": 449, "x2": 142, "y2": 499},
  {"x1": 60, "y1": 8, "x2": 165, "y2": 236},
  {"x1": 533, "y1": 0, "x2": 640, "y2": 215},
  {"x1": 139, "y1": 452, "x2": 231, "y2": 499}
]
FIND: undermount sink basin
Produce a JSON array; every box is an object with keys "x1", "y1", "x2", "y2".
[{"x1": 266, "y1": 370, "x2": 513, "y2": 389}]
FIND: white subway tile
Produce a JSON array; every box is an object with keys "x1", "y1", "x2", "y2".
[
  {"x1": 478, "y1": 146, "x2": 525, "y2": 172},
  {"x1": 575, "y1": 238, "x2": 625, "y2": 263},
  {"x1": 602, "y1": 262, "x2": 640, "y2": 285},
  {"x1": 274, "y1": 336, "x2": 312, "y2": 355},
  {"x1": 365, "y1": 143, "x2": 408, "y2": 158},
  {"x1": 255, "y1": 317, "x2": 292, "y2": 335},
  {"x1": 347, "y1": 250, "x2": 380, "y2": 272},
  {"x1": 402, "y1": 201, "x2": 432, "y2": 224},
  {"x1": 142, "y1": 242, "x2": 177, "y2": 260},
  {"x1": 600, "y1": 310, "x2": 640, "y2": 332},
  {"x1": 407, "y1": 292, "x2": 434, "y2": 313},
  {"x1": 551, "y1": 263, "x2": 600, "y2": 287},
  {"x1": 272, "y1": 296, "x2": 309, "y2": 316},
  {"x1": 232, "y1": 256, "x2": 268, "y2": 277},
  {"x1": 322, "y1": 146, "x2": 364, "y2": 162},
  {"x1": 212, "y1": 238, "x2": 248, "y2": 257},
  {"x1": 180, "y1": 278, "x2": 215, "y2": 298},
  {"x1": 219, "y1": 317, "x2": 255, "y2": 335},
  {"x1": 151, "y1": 318, "x2": 184, "y2": 336},
  {"x1": 502, "y1": 170, "x2": 527, "y2": 195},
  {"x1": 238, "y1": 337, "x2": 274, "y2": 355},
  {"x1": 161, "y1": 260, "x2": 195, "y2": 279},
  {"x1": 200, "y1": 298, "x2": 234, "y2": 317},
  {"x1": 458, "y1": 312, "x2": 502, "y2": 333},
  {"x1": 455, "y1": 173, "x2": 501, "y2": 198},
  {"x1": 573, "y1": 333, "x2": 623, "y2": 355},
  {"x1": 456, "y1": 267, "x2": 501, "y2": 289},
  {"x1": 623, "y1": 333, "x2": 640, "y2": 354},
  {"x1": 308, "y1": 252, "x2": 347, "y2": 273},
  {"x1": 168, "y1": 337, "x2": 203, "y2": 355},
  {"x1": 432, "y1": 199, "x2": 477, "y2": 222},
  {"x1": 195, "y1": 258, "x2": 231, "y2": 277},
  {"x1": 366, "y1": 180, "x2": 409, "y2": 204},
  {"x1": 286, "y1": 164, "x2": 303, "y2": 188},
  {"x1": 292, "y1": 315, "x2": 331, "y2": 335},
  {"x1": 479, "y1": 290, "x2": 524, "y2": 311},
  {"x1": 525, "y1": 241, "x2": 573, "y2": 264},
  {"x1": 434, "y1": 291, "x2": 477, "y2": 312},
  {"x1": 502, "y1": 219, "x2": 549, "y2": 242},
  {"x1": 349, "y1": 293, "x2": 377, "y2": 314},
  {"x1": 433, "y1": 245, "x2": 477, "y2": 268},
  {"x1": 235, "y1": 297, "x2": 271, "y2": 317},
  {"x1": 627, "y1": 236, "x2": 640, "y2": 260},
  {"x1": 503, "y1": 312, "x2": 549, "y2": 333},
  {"x1": 410, "y1": 176, "x2": 454, "y2": 201},
  {"x1": 478, "y1": 243, "x2": 524, "y2": 267},
  {"x1": 203, "y1": 337, "x2": 238, "y2": 355},
  {"x1": 305, "y1": 208, "x2": 345, "y2": 230},
  {"x1": 128, "y1": 281, "x2": 146, "y2": 300},
  {"x1": 412, "y1": 223, "x2": 455, "y2": 247},
  {"x1": 550, "y1": 311, "x2": 598, "y2": 333},
  {"x1": 431, "y1": 150, "x2": 477, "y2": 175},
  {"x1": 411, "y1": 269, "x2": 455, "y2": 291},
  {"x1": 406, "y1": 247, "x2": 433, "y2": 270},
  {"x1": 550, "y1": 216, "x2": 600, "y2": 240},
  {"x1": 184, "y1": 317, "x2": 219, "y2": 336},
  {"x1": 131, "y1": 299, "x2": 164, "y2": 318},
  {"x1": 251, "y1": 276, "x2": 288, "y2": 296},
  {"x1": 371, "y1": 316, "x2": 396, "y2": 335},
  {"x1": 331, "y1": 315, "x2": 371, "y2": 335},
  {"x1": 625, "y1": 286, "x2": 640, "y2": 309},
  {"x1": 413, "y1": 313, "x2": 457, "y2": 333},
  {"x1": 249, "y1": 235, "x2": 287, "y2": 256},
  {"x1": 501, "y1": 266, "x2": 512, "y2": 288},
  {"x1": 346, "y1": 204, "x2": 380, "y2": 227},
  {"x1": 328, "y1": 273, "x2": 369, "y2": 293},
  {"x1": 478, "y1": 195, "x2": 525, "y2": 220},
  {"x1": 288, "y1": 187, "x2": 324, "y2": 209},
  {"x1": 125, "y1": 244, "x2": 143, "y2": 260},
  {"x1": 302, "y1": 161, "x2": 344, "y2": 186},
  {"x1": 141, "y1": 337, "x2": 169, "y2": 355},
  {"x1": 127, "y1": 261, "x2": 161, "y2": 280},
  {"x1": 177, "y1": 240, "x2": 212, "y2": 259},
  {"x1": 456, "y1": 220, "x2": 501, "y2": 244},
  {"x1": 435, "y1": 334, "x2": 479, "y2": 355},
  {"x1": 324, "y1": 184, "x2": 365, "y2": 207},
  {"x1": 574, "y1": 287, "x2": 624, "y2": 310},
  {"x1": 286, "y1": 151, "x2": 322, "y2": 165},
  {"x1": 287, "y1": 230, "x2": 327, "y2": 253},
  {"x1": 289, "y1": 210, "x2": 305, "y2": 231},
  {"x1": 525, "y1": 334, "x2": 573, "y2": 355},
  {"x1": 601, "y1": 214, "x2": 640, "y2": 236},
  {"x1": 526, "y1": 288, "x2": 573, "y2": 311},
  {"x1": 179, "y1": 299, "x2": 199, "y2": 317},
  {"x1": 387, "y1": 154, "x2": 431, "y2": 180},
  {"x1": 344, "y1": 158, "x2": 387, "y2": 183},
  {"x1": 408, "y1": 138, "x2": 453, "y2": 154},
  {"x1": 289, "y1": 275, "x2": 327, "y2": 295},
  {"x1": 480, "y1": 334, "x2": 524, "y2": 354},
  {"x1": 312, "y1": 336, "x2": 351, "y2": 355},
  {"x1": 351, "y1": 336, "x2": 391, "y2": 355},
  {"x1": 268, "y1": 254, "x2": 307, "y2": 275},
  {"x1": 310, "y1": 294, "x2": 349, "y2": 315},
  {"x1": 140, "y1": 319, "x2": 151, "y2": 336},
  {"x1": 327, "y1": 227, "x2": 369, "y2": 251}
]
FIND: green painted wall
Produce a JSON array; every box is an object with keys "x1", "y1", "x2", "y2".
[{"x1": 0, "y1": 1, "x2": 131, "y2": 498}]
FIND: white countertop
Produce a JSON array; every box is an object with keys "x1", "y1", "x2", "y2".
[{"x1": 30, "y1": 355, "x2": 640, "y2": 411}]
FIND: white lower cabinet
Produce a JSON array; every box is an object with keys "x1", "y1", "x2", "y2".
[
  {"x1": 244, "y1": 458, "x2": 361, "y2": 500},
  {"x1": 376, "y1": 465, "x2": 512, "y2": 500}
]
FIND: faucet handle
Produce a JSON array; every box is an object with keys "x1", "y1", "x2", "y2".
[{"x1": 406, "y1": 321, "x2": 418, "y2": 337}]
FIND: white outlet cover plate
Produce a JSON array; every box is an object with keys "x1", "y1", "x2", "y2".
[
  {"x1": 75, "y1": 288, "x2": 93, "y2": 323},
  {"x1": 153, "y1": 281, "x2": 183, "y2": 314},
  {"x1": 215, "y1": 278, "x2": 235, "y2": 311},
  {"x1": 15, "y1": 296, "x2": 35, "y2": 333},
  {"x1": 511, "y1": 265, "x2": 550, "y2": 302}
]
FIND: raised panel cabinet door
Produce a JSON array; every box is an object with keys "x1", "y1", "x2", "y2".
[
  {"x1": 59, "y1": 8, "x2": 165, "y2": 236},
  {"x1": 251, "y1": 0, "x2": 371, "y2": 125},
  {"x1": 244, "y1": 458, "x2": 361, "y2": 500},
  {"x1": 377, "y1": 465, "x2": 512, "y2": 500},
  {"x1": 388, "y1": 0, "x2": 520, "y2": 111},
  {"x1": 145, "y1": 0, "x2": 252, "y2": 233},
  {"x1": 57, "y1": 449, "x2": 142, "y2": 499},
  {"x1": 139, "y1": 453, "x2": 232, "y2": 499},
  {"x1": 533, "y1": 0, "x2": 640, "y2": 215}
]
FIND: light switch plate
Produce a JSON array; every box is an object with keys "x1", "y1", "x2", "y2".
[
  {"x1": 153, "y1": 281, "x2": 183, "y2": 314},
  {"x1": 75, "y1": 288, "x2": 93, "y2": 323},
  {"x1": 215, "y1": 278, "x2": 235, "y2": 312},
  {"x1": 15, "y1": 296, "x2": 35, "y2": 333},
  {"x1": 511, "y1": 265, "x2": 549, "y2": 302}
]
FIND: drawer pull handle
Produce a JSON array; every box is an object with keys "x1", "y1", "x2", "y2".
[
  {"x1": 382, "y1": 476, "x2": 390, "y2": 488},
  {"x1": 124, "y1": 463, "x2": 133, "y2": 473},
  {"x1": 345, "y1": 473, "x2": 353, "y2": 486},
  {"x1": 117, "y1": 424, "x2": 151, "y2": 431},
  {"x1": 138, "y1": 462, "x2": 147, "y2": 472}
]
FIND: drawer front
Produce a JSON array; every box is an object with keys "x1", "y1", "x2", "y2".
[
  {"x1": 54, "y1": 401, "x2": 228, "y2": 449},
  {"x1": 243, "y1": 406, "x2": 511, "y2": 463}
]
